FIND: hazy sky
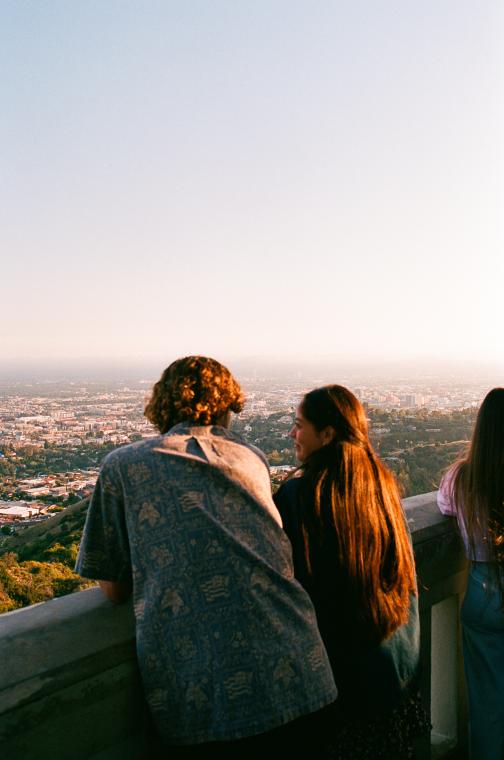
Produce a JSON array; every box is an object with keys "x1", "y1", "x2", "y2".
[{"x1": 2, "y1": 1, "x2": 503, "y2": 368}]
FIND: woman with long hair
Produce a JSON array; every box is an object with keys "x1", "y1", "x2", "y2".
[
  {"x1": 438, "y1": 387, "x2": 504, "y2": 759},
  {"x1": 274, "y1": 385, "x2": 427, "y2": 759}
]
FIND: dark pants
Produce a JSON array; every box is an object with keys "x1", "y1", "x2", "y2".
[{"x1": 149, "y1": 705, "x2": 334, "y2": 759}]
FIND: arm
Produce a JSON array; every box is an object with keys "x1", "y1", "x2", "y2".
[
  {"x1": 75, "y1": 455, "x2": 133, "y2": 591},
  {"x1": 98, "y1": 579, "x2": 132, "y2": 604}
]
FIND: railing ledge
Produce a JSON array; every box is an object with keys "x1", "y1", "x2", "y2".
[{"x1": 0, "y1": 493, "x2": 469, "y2": 759}]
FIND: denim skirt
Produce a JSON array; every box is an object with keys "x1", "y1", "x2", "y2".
[{"x1": 461, "y1": 562, "x2": 504, "y2": 760}]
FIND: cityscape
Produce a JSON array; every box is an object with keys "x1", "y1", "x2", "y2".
[{"x1": 0, "y1": 367, "x2": 494, "y2": 530}]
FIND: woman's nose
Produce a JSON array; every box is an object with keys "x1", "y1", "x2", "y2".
[{"x1": 289, "y1": 426, "x2": 296, "y2": 438}]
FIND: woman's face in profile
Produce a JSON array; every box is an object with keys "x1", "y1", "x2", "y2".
[{"x1": 289, "y1": 406, "x2": 332, "y2": 462}]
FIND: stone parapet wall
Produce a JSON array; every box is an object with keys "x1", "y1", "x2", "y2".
[{"x1": 0, "y1": 493, "x2": 467, "y2": 759}]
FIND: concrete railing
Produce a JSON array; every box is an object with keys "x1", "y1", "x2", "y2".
[
  {"x1": 0, "y1": 492, "x2": 468, "y2": 759},
  {"x1": 405, "y1": 493, "x2": 468, "y2": 759}
]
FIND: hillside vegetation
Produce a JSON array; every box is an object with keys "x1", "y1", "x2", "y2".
[{"x1": 0, "y1": 498, "x2": 93, "y2": 613}]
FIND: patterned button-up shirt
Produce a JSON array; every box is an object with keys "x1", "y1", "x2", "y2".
[{"x1": 76, "y1": 423, "x2": 337, "y2": 745}]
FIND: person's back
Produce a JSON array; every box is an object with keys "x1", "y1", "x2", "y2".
[
  {"x1": 76, "y1": 357, "x2": 337, "y2": 750},
  {"x1": 275, "y1": 475, "x2": 419, "y2": 718}
]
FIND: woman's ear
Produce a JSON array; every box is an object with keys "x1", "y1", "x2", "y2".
[{"x1": 321, "y1": 426, "x2": 336, "y2": 445}]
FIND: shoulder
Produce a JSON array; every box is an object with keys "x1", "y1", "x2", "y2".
[
  {"x1": 100, "y1": 437, "x2": 164, "y2": 472},
  {"x1": 274, "y1": 475, "x2": 304, "y2": 509},
  {"x1": 208, "y1": 426, "x2": 272, "y2": 472},
  {"x1": 439, "y1": 462, "x2": 460, "y2": 492},
  {"x1": 245, "y1": 442, "x2": 269, "y2": 468},
  {"x1": 274, "y1": 477, "x2": 308, "y2": 547},
  {"x1": 224, "y1": 429, "x2": 269, "y2": 468},
  {"x1": 437, "y1": 463, "x2": 460, "y2": 516},
  {"x1": 222, "y1": 427, "x2": 267, "y2": 459}
]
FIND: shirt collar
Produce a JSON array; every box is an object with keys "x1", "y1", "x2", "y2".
[{"x1": 166, "y1": 422, "x2": 235, "y2": 440}]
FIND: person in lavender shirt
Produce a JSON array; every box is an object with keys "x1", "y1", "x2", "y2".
[{"x1": 437, "y1": 388, "x2": 504, "y2": 760}]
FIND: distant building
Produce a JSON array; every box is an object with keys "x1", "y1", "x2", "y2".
[{"x1": 0, "y1": 501, "x2": 41, "y2": 521}]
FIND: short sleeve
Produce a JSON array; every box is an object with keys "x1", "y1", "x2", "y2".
[
  {"x1": 75, "y1": 455, "x2": 132, "y2": 583},
  {"x1": 437, "y1": 467, "x2": 458, "y2": 517}
]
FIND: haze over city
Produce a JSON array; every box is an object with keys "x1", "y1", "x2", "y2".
[{"x1": 2, "y1": 2, "x2": 503, "y2": 370}]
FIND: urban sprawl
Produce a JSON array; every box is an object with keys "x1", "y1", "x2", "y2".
[{"x1": 0, "y1": 373, "x2": 489, "y2": 530}]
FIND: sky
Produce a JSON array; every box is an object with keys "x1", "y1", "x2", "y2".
[{"x1": 1, "y1": 1, "x2": 503, "y2": 371}]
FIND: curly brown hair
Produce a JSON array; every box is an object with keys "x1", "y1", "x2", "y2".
[{"x1": 144, "y1": 356, "x2": 245, "y2": 433}]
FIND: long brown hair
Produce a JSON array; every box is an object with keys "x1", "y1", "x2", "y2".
[
  {"x1": 452, "y1": 387, "x2": 504, "y2": 571},
  {"x1": 298, "y1": 385, "x2": 417, "y2": 644}
]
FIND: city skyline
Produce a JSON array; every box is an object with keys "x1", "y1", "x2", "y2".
[{"x1": 2, "y1": 2, "x2": 503, "y2": 366}]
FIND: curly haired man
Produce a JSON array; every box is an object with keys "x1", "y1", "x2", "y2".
[{"x1": 76, "y1": 356, "x2": 336, "y2": 757}]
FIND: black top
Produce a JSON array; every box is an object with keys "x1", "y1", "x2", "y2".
[{"x1": 274, "y1": 476, "x2": 420, "y2": 718}]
